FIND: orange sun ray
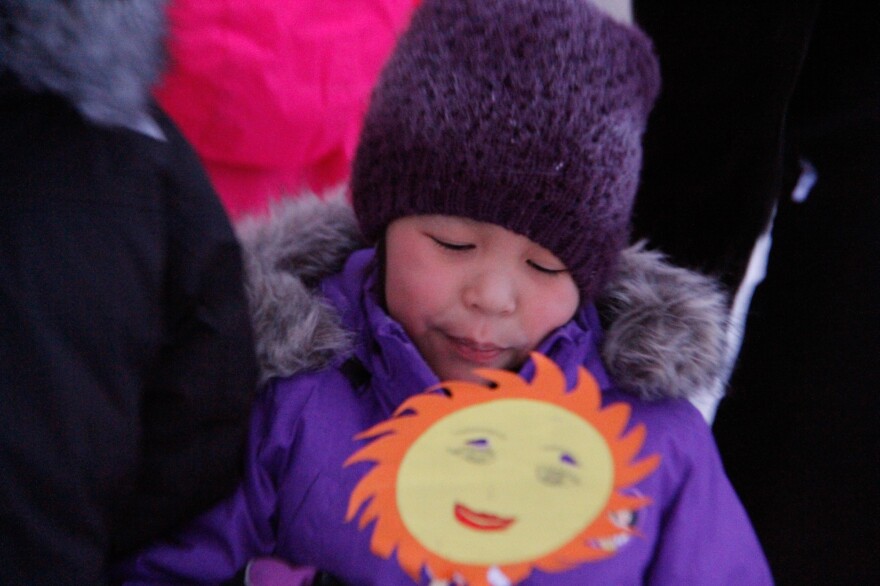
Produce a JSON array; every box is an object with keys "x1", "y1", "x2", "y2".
[{"x1": 344, "y1": 352, "x2": 660, "y2": 585}]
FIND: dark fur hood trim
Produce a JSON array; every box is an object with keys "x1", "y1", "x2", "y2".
[
  {"x1": 237, "y1": 193, "x2": 729, "y2": 400},
  {"x1": 0, "y1": 0, "x2": 166, "y2": 127},
  {"x1": 236, "y1": 190, "x2": 365, "y2": 386},
  {"x1": 598, "y1": 242, "x2": 729, "y2": 400}
]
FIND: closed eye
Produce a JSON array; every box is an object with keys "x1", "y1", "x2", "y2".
[
  {"x1": 448, "y1": 441, "x2": 495, "y2": 464},
  {"x1": 527, "y1": 259, "x2": 568, "y2": 275},
  {"x1": 429, "y1": 235, "x2": 475, "y2": 252},
  {"x1": 536, "y1": 465, "x2": 580, "y2": 486}
]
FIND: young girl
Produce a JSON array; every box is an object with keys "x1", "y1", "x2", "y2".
[{"x1": 119, "y1": 0, "x2": 771, "y2": 584}]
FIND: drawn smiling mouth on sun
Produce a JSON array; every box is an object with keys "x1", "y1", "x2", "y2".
[{"x1": 454, "y1": 503, "x2": 516, "y2": 531}]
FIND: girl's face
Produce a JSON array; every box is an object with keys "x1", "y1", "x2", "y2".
[{"x1": 385, "y1": 215, "x2": 579, "y2": 383}]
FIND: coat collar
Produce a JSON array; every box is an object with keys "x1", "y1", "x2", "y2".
[
  {"x1": 321, "y1": 248, "x2": 618, "y2": 415},
  {"x1": 237, "y1": 192, "x2": 731, "y2": 401},
  {"x1": 321, "y1": 249, "x2": 438, "y2": 414}
]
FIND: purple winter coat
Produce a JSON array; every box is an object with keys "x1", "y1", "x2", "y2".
[{"x1": 117, "y1": 245, "x2": 771, "y2": 585}]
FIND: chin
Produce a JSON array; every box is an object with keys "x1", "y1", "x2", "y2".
[
  {"x1": 430, "y1": 362, "x2": 478, "y2": 384},
  {"x1": 433, "y1": 359, "x2": 517, "y2": 385},
  {"x1": 451, "y1": 368, "x2": 491, "y2": 384}
]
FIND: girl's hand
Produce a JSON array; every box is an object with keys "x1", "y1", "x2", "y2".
[{"x1": 243, "y1": 558, "x2": 318, "y2": 586}]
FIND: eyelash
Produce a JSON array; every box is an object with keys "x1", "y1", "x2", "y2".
[
  {"x1": 527, "y1": 260, "x2": 567, "y2": 276},
  {"x1": 429, "y1": 236, "x2": 474, "y2": 252},
  {"x1": 448, "y1": 441, "x2": 495, "y2": 464},
  {"x1": 429, "y1": 235, "x2": 566, "y2": 275}
]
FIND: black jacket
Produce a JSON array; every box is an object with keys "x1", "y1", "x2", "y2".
[
  {"x1": 0, "y1": 2, "x2": 258, "y2": 584},
  {"x1": 634, "y1": 2, "x2": 879, "y2": 582}
]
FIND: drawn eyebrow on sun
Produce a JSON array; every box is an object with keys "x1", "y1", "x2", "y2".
[
  {"x1": 542, "y1": 445, "x2": 580, "y2": 465},
  {"x1": 455, "y1": 427, "x2": 506, "y2": 439},
  {"x1": 344, "y1": 353, "x2": 661, "y2": 586}
]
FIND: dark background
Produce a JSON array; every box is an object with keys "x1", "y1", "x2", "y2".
[{"x1": 633, "y1": 2, "x2": 879, "y2": 583}]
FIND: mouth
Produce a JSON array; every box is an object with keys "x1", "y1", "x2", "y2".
[
  {"x1": 454, "y1": 503, "x2": 515, "y2": 531},
  {"x1": 447, "y1": 335, "x2": 505, "y2": 365}
]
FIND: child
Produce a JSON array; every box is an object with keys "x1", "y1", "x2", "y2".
[{"x1": 118, "y1": 0, "x2": 771, "y2": 584}]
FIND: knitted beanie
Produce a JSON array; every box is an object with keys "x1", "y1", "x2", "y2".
[{"x1": 352, "y1": 0, "x2": 660, "y2": 300}]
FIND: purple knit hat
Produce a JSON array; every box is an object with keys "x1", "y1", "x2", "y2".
[{"x1": 352, "y1": 0, "x2": 660, "y2": 300}]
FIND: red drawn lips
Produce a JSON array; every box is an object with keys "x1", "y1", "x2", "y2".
[
  {"x1": 454, "y1": 503, "x2": 515, "y2": 531},
  {"x1": 448, "y1": 336, "x2": 504, "y2": 364}
]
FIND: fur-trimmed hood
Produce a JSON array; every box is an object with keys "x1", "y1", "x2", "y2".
[
  {"x1": 237, "y1": 193, "x2": 730, "y2": 401},
  {"x1": 0, "y1": 0, "x2": 166, "y2": 128}
]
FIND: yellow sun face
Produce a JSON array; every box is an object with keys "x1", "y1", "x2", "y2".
[
  {"x1": 397, "y1": 398, "x2": 614, "y2": 565},
  {"x1": 345, "y1": 353, "x2": 660, "y2": 585}
]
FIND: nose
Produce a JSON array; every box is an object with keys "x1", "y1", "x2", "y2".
[{"x1": 462, "y1": 267, "x2": 517, "y2": 316}]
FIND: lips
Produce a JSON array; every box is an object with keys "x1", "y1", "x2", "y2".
[
  {"x1": 454, "y1": 503, "x2": 515, "y2": 531},
  {"x1": 447, "y1": 335, "x2": 505, "y2": 364}
]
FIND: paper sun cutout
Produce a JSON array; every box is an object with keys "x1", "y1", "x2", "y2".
[{"x1": 345, "y1": 353, "x2": 660, "y2": 585}]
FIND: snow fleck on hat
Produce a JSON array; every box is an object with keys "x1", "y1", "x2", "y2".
[{"x1": 352, "y1": 0, "x2": 660, "y2": 300}]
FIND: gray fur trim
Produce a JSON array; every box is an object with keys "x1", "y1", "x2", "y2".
[
  {"x1": 0, "y1": 0, "x2": 166, "y2": 128},
  {"x1": 236, "y1": 190, "x2": 365, "y2": 384},
  {"x1": 238, "y1": 194, "x2": 730, "y2": 399},
  {"x1": 599, "y1": 242, "x2": 730, "y2": 400}
]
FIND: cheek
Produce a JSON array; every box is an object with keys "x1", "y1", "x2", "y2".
[
  {"x1": 385, "y1": 260, "x2": 452, "y2": 334},
  {"x1": 522, "y1": 280, "x2": 579, "y2": 342}
]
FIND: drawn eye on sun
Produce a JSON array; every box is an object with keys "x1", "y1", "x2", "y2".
[{"x1": 345, "y1": 353, "x2": 660, "y2": 586}]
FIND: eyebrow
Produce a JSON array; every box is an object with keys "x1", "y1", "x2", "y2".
[
  {"x1": 419, "y1": 215, "x2": 476, "y2": 229},
  {"x1": 542, "y1": 445, "x2": 579, "y2": 466},
  {"x1": 455, "y1": 427, "x2": 507, "y2": 440}
]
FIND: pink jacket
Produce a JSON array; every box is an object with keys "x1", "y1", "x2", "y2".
[{"x1": 155, "y1": 0, "x2": 421, "y2": 217}]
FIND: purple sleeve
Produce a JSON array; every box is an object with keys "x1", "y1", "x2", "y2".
[
  {"x1": 115, "y1": 383, "x2": 293, "y2": 584},
  {"x1": 646, "y1": 412, "x2": 774, "y2": 585}
]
